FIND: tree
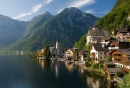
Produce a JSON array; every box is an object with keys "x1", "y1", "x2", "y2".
[
  {"x1": 43, "y1": 45, "x2": 51, "y2": 58},
  {"x1": 119, "y1": 72, "x2": 130, "y2": 88},
  {"x1": 74, "y1": 35, "x2": 86, "y2": 50},
  {"x1": 105, "y1": 56, "x2": 112, "y2": 61}
]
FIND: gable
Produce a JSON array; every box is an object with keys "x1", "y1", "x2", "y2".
[{"x1": 66, "y1": 50, "x2": 73, "y2": 54}]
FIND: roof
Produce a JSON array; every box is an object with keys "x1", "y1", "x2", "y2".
[
  {"x1": 119, "y1": 42, "x2": 130, "y2": 49},
  {"x1": 104, "y1": 61, "x2": 115, "y2": 65},
  {"x1": 49, "y1": 47, "x2": 55, "y2": 50},
  {"x1": 116, "y1": 28, "x2": 130, "y2": 33},
  {"x1": 88, "y1": 30, "x2": 109, "y2": 36},
  {"x1": 109, "y1": 49, "x2": 130, "y2": 54},
  {"x1": 117, "y1": 49, "x2": 130, "y2": 52},
  {"x1": 102, "y1": 36, "x2": 110, "y2": 40},
  {"x1": 123, "y1": 52, "x2": 130, "y2": 57},
  {"x1": 93, "y1": 43, "x2": 108, "y2": 51},
  {"x1": 107, "y1": 41, "x2": 130, "y2": 49},
  {"x1": 107, "y1": 68, "x2": 121, "y2": 74}
]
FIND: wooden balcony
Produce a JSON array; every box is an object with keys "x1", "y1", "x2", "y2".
[{"x1": 122, "y1": 67, "x2": 130, "y2": 73}]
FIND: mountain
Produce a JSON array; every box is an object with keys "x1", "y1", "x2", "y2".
[
  {"x1": 0, "y1": 14, "x2": 27, "y2": 48},
  {"x1": 97, "y1": 0, "x2": 130, "y2": 33},
  {"x1": 6, "y1": 7, "x2": 99, "y2": 51},
  {"x1": 24, "y1": 11, "x2": 53, "y2": 37}
]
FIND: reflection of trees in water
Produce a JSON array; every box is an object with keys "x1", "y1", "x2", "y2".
[
  {"x1": 78, "y1": 69, "x2": 118, "y2": 88},
  {"x1": 38, "y1": 59, "x2": 50, "y2": 71},
  {"x1": 78, "y1": 68, "x2": 106, "y2": 88}
]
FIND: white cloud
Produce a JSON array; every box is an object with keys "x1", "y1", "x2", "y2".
[
  {"x1": 13, "y1": 0, "x2": 53, "y2": 19},
  {"x1": 99, "y1": 10, "x2": 109, "y2": 14},
  {"x1": 68, "y1": 0, "x2": 95, "y2": 8},
  {"x1": 57, "y1": 0, "x2": 95, "y2": 14},
  {"x1": 46, "y1": 0, "x2": 53, "y2": 4},
  {"x1": 85, "y1": 9, "x2": 95, "y2": 14}
]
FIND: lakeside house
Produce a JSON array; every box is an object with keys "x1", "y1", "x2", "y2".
[
  {"x1": 85, "y1": 25, "x2": 130, "y2": 83},
  {"x1": 110, "y1": 49, "x2": 130, "y2": 72},
  {"x1": 86, "y1": 25, "x2": 109, "y2": 44},
  {"x1": 90, "y1": 43, "x2": 108, "y2": 63},
  {"x1": 79, "y1": 50, "x2": 88, "y2": 61},
  {"x1": 104, "y1": 61, "x2": 121, "y2": 81},
  {"x1": 66, "y1": 48, "x2": 78, "y2": 60}
]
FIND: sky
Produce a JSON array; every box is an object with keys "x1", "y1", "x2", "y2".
[{"x1": 0, "y1": 0, "x2": 117, "y2": 21}]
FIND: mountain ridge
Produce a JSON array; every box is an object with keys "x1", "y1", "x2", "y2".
[
  {"x1": 6, "y1": 7, "x2": 99, "y2": 51},
  {"x1": 0, "y1": 14, "x2": 27, "y2": 48}
]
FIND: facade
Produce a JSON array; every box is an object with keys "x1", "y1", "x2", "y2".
[
  {"x1": 110, "y1": 49, "x2": 130, "y2": 72},
  {"x1": 86, "y1": 25, "x2": 109, "y2": 44},
  {"x1": 79, "y1": 50, "x2": 88, "y2": 61},
  {"x1": 116, "y1": 28, "x2": 130, "y2": 42},
  {"x1": 90, "y1": 44, "x2": 108, "y2": 63},
  {"x1": 104, "y1": 61, "x2": 121, "y2": 81},
  {"x1": 66, "y1": 48, "x2": 78, "y2": 60}
]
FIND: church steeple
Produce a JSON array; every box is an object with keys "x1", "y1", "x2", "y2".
[
  {"x1": 56, "y1": 35, "x2": 59, "y2": 49},
  {"x1": 55, "y1": 35, "x2": 60, "y2": 57}
]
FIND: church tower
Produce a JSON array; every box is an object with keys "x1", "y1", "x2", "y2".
[{"x1": 55, "y1": 36, "x2": 60, "y2": 57}]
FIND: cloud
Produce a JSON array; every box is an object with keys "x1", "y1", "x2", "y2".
[
  {"x1": 68, "y1": 0, "x2": 95, "y2": 8},
  {"x1": 85, "y1": 9, "x2": 95, "y2": 14},
  {"x1": 46, "y1": 0, "x2": 53, "y2": 4},
  {"x1": 57, "y1": 0, "x2": 95, "y2": 14},
  {"x1": 13, "y1": 0, "x2": 53, "y2": 19},
  {"x1": 99, "y1": 10, "x2": 109, "y2": 14}
]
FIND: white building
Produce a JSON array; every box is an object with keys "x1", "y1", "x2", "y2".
[
  {"x1": 86, "y1": 25, "x2": 109, "y2": 44},
  {"x1": 90, "y1": 43, "x2": 108, "y2": 63}
]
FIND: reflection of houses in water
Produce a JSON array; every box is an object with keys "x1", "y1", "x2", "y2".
[
  {"x1": 65, "y1": 62, "x2": 74, "y2": 72},
  {"x1": 38, "y1": 59, "x2": 45, "y2": 70},
  {"x1": 38, "y1": 60, "x2": 50, "y2": 71}
]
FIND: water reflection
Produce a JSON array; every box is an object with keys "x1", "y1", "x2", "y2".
[
  {"x1": 38, "y1": 59, "x2": 50, "y2": 71},
  {"x1": 65, "y1": 62, "x2": 75, "y2": 72},
  {"x1": 39, "y1": 60, "x2": 113, "y2": 88},
  {"x1": 55, "y1": 64, "x2": 58, "y2": 78},
  {"x1": 0, "y1": 54, "x2": 119, "y2": 88}
]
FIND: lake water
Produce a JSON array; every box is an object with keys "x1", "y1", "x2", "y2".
[{"x1": 0, "y1": 54, "x2": 117, "y2": 88}]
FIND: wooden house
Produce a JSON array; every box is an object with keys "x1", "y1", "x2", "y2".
[
  {"x1": 104, "y1": 61, "x2": 121, "y2": 81},
  {"x1": 66, "y1": 48, "x2": 78, "y2": 60}
]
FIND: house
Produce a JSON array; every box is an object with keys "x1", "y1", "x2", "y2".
[
  {"x1": 116, "y1": 27, "x2": 130, "y2": 42},
  {"x1": 107, "y1": 41, "x2": 130, "y2": 50},
  {"x1": 49, "y1": 47, "x2": 55, "y2": 55},
  {"x1": 90, "y1": 43, "x2": 108, "y2": 63},
  {"x1": 59, "y1": 50, "x2": 66, "y2": 58},
  {"x1": 107, "y1": 41, "x2": 119, "y2": 50},
  {"x1": 110, "y1": 49, "x2": 130, "y2": 72},
  {"x1": 66, "y1": 48, "x2": 78, "y2": 60},
  {"x1": 86, "y1": 25, "x2": 109, "y2": 44},
  {"x1": 106, "y1": 68, "x2": 121, "y2": 81},
  {"x1": 79, "y1": 50, "x2": 88, "y2": 61},
  {"x1": 115, "y1": 51, "x2": 130, "y2": 72},
  {"x1": 104, "y1": 61, "x2": 121, "y2": 81},
  {"x1": 110, "y1": 49, "x2": 129, "y2": 60}
]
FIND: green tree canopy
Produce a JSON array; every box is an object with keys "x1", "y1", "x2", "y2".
[
  {"x1": 74, "y1": 35, "x2": 86, "y2": 50},
  {"x1": 119, "y1": 72, "x2": 130, "y2": 88},
  {"x1": 43, "y1": 45, "x2": 51, "y2": 57}
]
